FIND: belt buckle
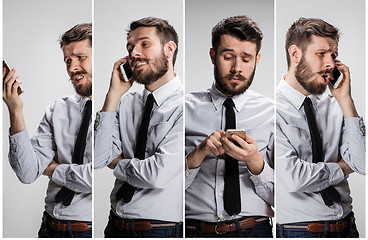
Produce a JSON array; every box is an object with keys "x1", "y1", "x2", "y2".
[{"x1": 214, "y1": 223, "x2": 227, "y2": 235}]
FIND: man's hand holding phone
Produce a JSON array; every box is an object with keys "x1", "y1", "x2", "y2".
[
  {"x1": 221, "y1": 132, "x2": 264, "y2": 175},
  {"x1": 328, "y1": 59, "x2": 359, "y2": 118},
  {"x1": 101, "y1": 57, "x2": 134, "y2": 112}
]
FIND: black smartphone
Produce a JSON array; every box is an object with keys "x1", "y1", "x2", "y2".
[
  {"x1": 3, "y1": 60, "x2": 24, "y2": 94},
  {"x1": 330, "y1": 66, "x2": 343, "y2": 89},
  {"x1": 120, "y1": 61, "x2": 133, "y2": 82}
]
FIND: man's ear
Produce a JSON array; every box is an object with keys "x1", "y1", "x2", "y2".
[
  {"x1": 165, "y1": 41, "x2": 177, "y2": 59},
  {"x1": 255, "y1": 53, "x2": 261, "y2": 66},
  {"x1": 288, "y1": 45, "x2": 302, "y2": 64},
  {"x1": 209, "y1": 48, "x2": 216, "y2": 64}
]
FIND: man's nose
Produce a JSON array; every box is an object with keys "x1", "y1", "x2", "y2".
[
  {"x1": 130, "y1": 46, "x2": 141, "y2": 60},
  {"x1": 68, "y1": 60, "x2": 80, "y2": 73},
  {"x1": 231, "y1": 58, "x2": 242, "y2": 73}
]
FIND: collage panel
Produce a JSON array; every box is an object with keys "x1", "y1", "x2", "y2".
[
  {"x1": 275, "y1": 0, "x2": 365, "y2": 238},
  {"x1": 93, "y1": 0, "x2": 184, "y2": 237},
  {"x1": 185, "y1": 0, "x2": 275, "y2": 237},
  {"x1": 3, "y1": 0, "x2": 92, "y2": 237}
]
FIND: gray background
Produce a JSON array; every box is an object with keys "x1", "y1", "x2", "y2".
[
  {"x1": 94, "y1": 0, "x2": 183, "y2": 237},
  {"x1": 2, "y1": 0, "x2": 91, "y2": 237},
  {"x1": 185, "y1": 0, "x2": 274, "y2": 99},
  {"x1": 276, "y1": 0, "x2": 366, "y2": 237}
]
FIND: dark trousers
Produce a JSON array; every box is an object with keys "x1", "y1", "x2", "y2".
[
  {"x1": 276, "y1": 211, "x2": 359, "y2": 238},
  {"x1": 185, "y1": 216, "x2": 273, "y2": 238},
  {"x1": 38, "y1": 211, "x2": 92, "y2": 238},
  {"x1": 104, "y1": 210, "x2": 183, "y2": 238}
]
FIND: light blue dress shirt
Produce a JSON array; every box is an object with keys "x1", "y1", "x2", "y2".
[
  {"x1": 94, "y1": 75, "x2": 183, "y2": 222},
  {"x1": 276, "y1": 77, "x2": 365, "y2": 224},
  {"x1": 185, "y1": 84, "x2": 274, "y2": 222},
  {"x1": 8, "y1": 95, "x2": 92, "y2": 221}
]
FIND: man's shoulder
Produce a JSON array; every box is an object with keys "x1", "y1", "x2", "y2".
[
  {"x1": 185, "y1": 89, "x2": 210, "y2": 103},
  {"x1": 247, "y1": 89, "x2": 274, "y2": 104}
]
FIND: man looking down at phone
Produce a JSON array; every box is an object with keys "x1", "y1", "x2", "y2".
[
  {"x1": 2, "y1": 23, "x2": 92, "y2": 237},
  {"x1": 185, "y1": 16, "x2": 274, "y2": 238},
  {"x1": 94, "y1": 17, "x2": 183, "y2": 237},
  {"x1": 276, "y1": 18, "x2": 365, "y2": 238}
]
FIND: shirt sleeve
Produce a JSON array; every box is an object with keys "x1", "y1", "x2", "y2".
[
  {"x1": 51, "y1": 162, "x2": 92, "y2": 193},
  {"x1": 184, "y1": 156, "x2": 201, "y2": 190},
  {"x1": 276, "y1": 121, "x2": 345, "y2": 193},
  {"x1": 8, "y1": 107, "x2": 56, "y2": 184},
  {"x1": 94, "y1": 111, "x2": 122, "y2": 169},
  {"x1": 113, "y1": 112, "x2": 183, "y2": 189},
  {"x1": 249, "y1": 132, "x2": 274, "y2": 206},
  {"x1": 340, "y1": 117, "x2": 365, "y2": 175}
]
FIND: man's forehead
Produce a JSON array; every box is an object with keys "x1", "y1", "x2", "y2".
[
  {"x1": 127, "y1": 27, "x2": 159, "y2": 44},
  {"x1": 218, "y1": 34, "x2": 257, "y2": 55},
  {"x1": 63, "y1": 39, "x2": 91, "y2": 56},
  {"x1": 307, "y1": 35, "x2": 338, "y2": 52}
]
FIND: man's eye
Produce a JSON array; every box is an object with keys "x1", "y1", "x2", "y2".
[{"x1": 224, "y1": 55, "x2": 233, "y2": 60}]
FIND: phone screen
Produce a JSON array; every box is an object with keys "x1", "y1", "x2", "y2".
[
  {"x1": 122, "y1": 62, "x2": 133, "y2": 81},
  {"x1": 330, "y1": 66, "x2": 341, "y2": 87}
]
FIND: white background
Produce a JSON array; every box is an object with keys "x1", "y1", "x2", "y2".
[{"x1": 2, "y1": 0, "x2": 91, "y2": 237}]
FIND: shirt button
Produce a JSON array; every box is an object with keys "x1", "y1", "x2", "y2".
[
  {"x1": 219, "y1": 192, "x2": 223, "y2": 197},
  {"x1": 219, "y1": 171, "x2": 224, "y2": 175},
  {"x1": 337, "y1": 213, "x2": 341, "y2": 218},
  {"x1": 219, "y1": 214, "x2": 223, "y2": 218},
  {"x1": 186, "y1": 171, "x2": 190, "y2": 175},
  {"x1": 55, "y1": 213, "x2": 59, "y2": 217},
  {"x1": 119, "y1": 211, "x2": 123, "y2": 216},
  {"x1": 15, "y1": 161, "x2": 19, "y2": 164},
  {"x1": 10, "y1": 138, "x2": 15, "y2": 143}
]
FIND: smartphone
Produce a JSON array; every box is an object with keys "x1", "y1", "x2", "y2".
[
  {"x1": 3, "y1": 60, "x2": 24, "y2": 95},
  {"x1": 330, "y1": 66, "x2": 343, "y2": 89},
  {"x1": 225, "y1": 129, "x2": 246, "y2": 140},
  {"x1": 120, "y1": 61, "x2": 133, "y2": 82}
]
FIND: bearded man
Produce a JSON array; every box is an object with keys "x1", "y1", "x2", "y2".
[
  {"x1": 94, "y1": 17, "x2": 183, "y2": 238},
  {"x1": 185, "y1": 15, "x2": 274, "y2": 238},
  {"x1": 276, "y1": 17, "x2": 365, "y2": 238}
]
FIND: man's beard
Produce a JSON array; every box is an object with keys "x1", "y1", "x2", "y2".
[
  {"x1": 132, "y1": 49, "x2": 169, "y2": 85},
  {"x1": 214, "y1": 62, "x2": 255, "y2": 97},
  {"x1": 71, "y1": 72, "x2": 92, "y2": 97},
  {"x1": 295, "y1": 55, "x2": 331, "y2": 95}
]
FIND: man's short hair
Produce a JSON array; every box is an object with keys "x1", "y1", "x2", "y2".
[
  {"x1": 212, "y1": 15, "x2": 263, "y2": 54},
  {"x1": 128, "y1": 17, "x2": 179, "y2": 66},
  {"x1": 285, "y1": 17, "x2": 340, "y2": 68},
  {"x1": 59, "y1": 23, "x2": 92, "y2": 49}
]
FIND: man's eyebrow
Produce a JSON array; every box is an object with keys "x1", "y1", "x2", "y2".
[
  {"x1": 127, "y1": 37, "x2": 151, "y2": 48},
  {"x1": 63, "y1": 52, "x2": 85, "y2": 61},
  {"x1": 220, "y1": 48, "x2": 254, "y2": 57}
]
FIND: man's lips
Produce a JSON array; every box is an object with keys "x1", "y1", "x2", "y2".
[
  {"x1": 72, "y1": 74, "x2": 84, "y2": 85},
  {"x1": 321, "y1": 73, "x2": 331, "y2": 85}
]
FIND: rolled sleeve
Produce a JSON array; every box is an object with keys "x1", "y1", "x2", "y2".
[
  {"x1": 340, "y1": 117, "x2": 365, "y2": 175},
  {"x1": 94, "y1": 111, "x2": 122, "y2": 169},
  {"x1": 52, "y1": 162, "x2": 92, "y2": 193}
]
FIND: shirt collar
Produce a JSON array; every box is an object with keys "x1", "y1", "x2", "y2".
[
  {"x1": 143, "y1": 73, "x2": 181, "y2": 106},
  {"x1": 209, "y1": 82, "x2": 249, "y2": 112},
  {"x1": 75, "y1": 95, "x2": 92, "y2": 112},
  {"x1": 278, "y1": 76, "x2": 307, "y2": 110}
]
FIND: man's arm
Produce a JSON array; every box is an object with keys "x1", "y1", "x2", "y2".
[
  {"x1": 276, "y1": 122, "x2": 345, "y2": 193},
  {"x1": 329, "y1": 60, "x2": 365, "y2": 175},
  {"x1": 112, "y1": 112, "x2": 183, "y2": 189},
  {"x1": 44, "y1": 162, "x2": 93, "y2": 193}
]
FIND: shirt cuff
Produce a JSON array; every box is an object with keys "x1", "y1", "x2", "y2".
[
  {"x1": 326, "y1": 162, "x2": 345, "y2": 185},
  {"x1": 344, "y1": 117, "x2": 365, "y2": 136},
  {"x1": 52, "y1": 164, "x2": 68, "y2": 187},
  {"x1": 94, "y1": 111, "x2": 117, "y2": 130},
  {"x1": 249, "y1": 159, "x2": 273, "y2": 185},
  {"x1": 8, "y1": 128, "x2": 29, "y2": 156},
  {"x1": 112, "y1": 158, "x2": 137, "y2": 187}
]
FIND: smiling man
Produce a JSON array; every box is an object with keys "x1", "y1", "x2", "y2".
[
  {"x1": 94, "y1": 17, "x2": 183, "y2": 237},
  {"x1": 185, "y1": 15, "x2": 274, "y2": 238},
  {"x1": 3, "y1": 23, "x2": 92, "y2": 237},
  {"x1": 276, "y1": 18, "x2": 365, "y2": 238}
]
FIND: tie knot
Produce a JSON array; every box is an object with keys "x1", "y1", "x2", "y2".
[
  {"x1": 224, "y1": 98, "x2": 235, "y2": 109},
  {"x1": 303, "y1": 97, "x2": 312, "y2": 107}
]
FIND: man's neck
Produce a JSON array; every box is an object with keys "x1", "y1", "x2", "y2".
[
  {"x1": 145, "y1": 70, "x2": 175, "y2": 92},
  {"x1": 284, "y1": 71, "x2": 310, "y2": 96}
]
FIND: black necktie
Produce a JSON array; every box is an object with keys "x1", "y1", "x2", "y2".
[
  {"x1": 223, "y1": 98, "x2": 241, "y2": 215},
  {"x1": 55, "y1": 99, "x2": 92, "y2": 206},
  {"x1": 303, "y1": 97, "x2": 341, "y2": 206},
  {"x1": 116, "y1": 93, "x2": 155, "y2": 203}
]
